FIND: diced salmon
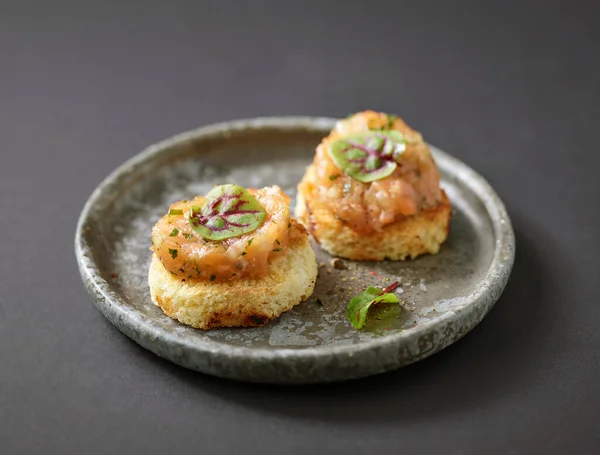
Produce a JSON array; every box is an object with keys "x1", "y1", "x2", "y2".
[
  {"x1": 306, "y1": 111, "x2": 442, "y2": 234},
  {"x1": 151, "y1": 186, "x2": 292, "y2": 282}
]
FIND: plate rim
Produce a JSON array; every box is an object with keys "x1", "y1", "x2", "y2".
[{"x1": 75, "y1": 116, "x2": 515, "y2": 380}]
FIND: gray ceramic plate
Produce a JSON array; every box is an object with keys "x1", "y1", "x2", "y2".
[{"x1": 75, "y1": 117, "x2": 515, "y2": 384}]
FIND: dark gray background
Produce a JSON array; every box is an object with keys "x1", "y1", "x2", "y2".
[{"x1": 1, "y1": 1, "x2": 599, "y2": 454}]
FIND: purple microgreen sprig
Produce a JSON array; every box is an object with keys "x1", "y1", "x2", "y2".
[
  {"x1": 346, "y1": 282, "x2": 400, "y2": 329},
  {"x1": 188, "y1": 184, "x2": 266, "y2": 241},
  {"x1": 328, "y1": 130, "x2": 406, "y2": 183}
]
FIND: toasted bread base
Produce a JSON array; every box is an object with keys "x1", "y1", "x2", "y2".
[
  {"x1": 295, "y1": 190, "x2": 451, "y2": 261},
  {"x1": 148, "y1": 235, "x2": 317, "y2": 330}
]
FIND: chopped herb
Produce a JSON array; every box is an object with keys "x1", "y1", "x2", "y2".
[
  {"x1": 210, "y1": 275, "x2": 216, "y2": 282},
  {"x1": 372, "y1": 114, "x2": 397, "y2": 131},
  {"x1": 169, "y1": 209, "x2": 184, "y2": 216},
  {"x1": 329, "y1": 174, "x2": 340, "y2": 181},
  {"x1": 231, "y1": 273, "x2": 237, "y2": 277},
  {"x1": 247, "y1": 238, "x2": 253, "y2": 246},
  {"x1": 275, "y1": 239, "x2": 280, "y2": 245},
  {"x1": 169, "y1": 228, "x2": 179, "y2": 237},
  {"x1": 168, "y1": 248, "x2": 178, "y2": 259},
  {"x1": 387, "y1": 114, "x2": 397, "y2": 128},
  {"x1": 287, "y1": 221, "x2": 291, "y2": 228},
  {"x1": 183, "y1": 233, "x2": 194, "y2": 239},
  {"x1": 178, "y1": 268, "x2": 185, "y2": 273},
  {"x1": 273, "y1": 248, "x2": 282, "y2": 252},
  {"x1": 346, "y1": 282, "x2": 400, "y2": 329},
  {"x1": 241, "y1": 251, "x2": 247, "y2": 256}
]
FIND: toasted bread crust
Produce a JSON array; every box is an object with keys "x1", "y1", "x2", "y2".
[
  {"x1": 295, "y1": 186, "x2": 451, "y2": 261},
  {"x1": 148, "y1": 227, "x2": 317, "y2": 329}
]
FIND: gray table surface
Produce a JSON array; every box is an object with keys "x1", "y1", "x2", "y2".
[{"x1": 1, "y1": 1, "x2": 599, "y2": 454}]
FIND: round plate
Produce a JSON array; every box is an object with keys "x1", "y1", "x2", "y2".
[{"x1": 75, "y1": 117, "x2": 515, "y2": 384}]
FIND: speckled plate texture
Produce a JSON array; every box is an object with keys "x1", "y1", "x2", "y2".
[{"x1": 75, "y1": 117, "x2": 515, "y2": 384}]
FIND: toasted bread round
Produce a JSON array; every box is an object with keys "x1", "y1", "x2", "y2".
[
  {"x1": 295, "y1": 185, "x2": 451, "y2": 261},
  {"x1": 148, "y1": 227, "x2": 317, "y2": 329}
]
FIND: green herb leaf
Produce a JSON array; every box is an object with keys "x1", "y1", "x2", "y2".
[
  {"x1": 183, "y1": 232, "x2": 194, "y2": 239},
  {"x1": 247, "y1": 238, "x2": 253, "y2": 246},
  {"x1": 346, "y1": 283, "x2": 400, "y2": 329},
  {"x1": 168, "y1": 248, "x2": 178, "y2": 259},
  {"x1": 169, "y1": 228, "x2": 179, "y2": 237},
  {"x1": 328, "y1": 130, "x2": 406, "y2": 183},
  {"x1": 387, "y1": 114, "x2": 397, "y2": 129},
  {"x1": 241, "y1": 251, "x2": 247, "y2": 256},
  {"x1": 188, "y1": 184, "x2": 267, "y2": 241},
  {"x1": 329, "y1": 174, "x2": 340, "y2": 181},
  {"x1": 169, "y1": 209, "x2": 184, "y2": 216},
  {"x1": 272, "y1": 248, "x2": 282, "y2": 252},
  {"x1": 210, "y1": 275, "x2": 216, "y2": 282}
]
